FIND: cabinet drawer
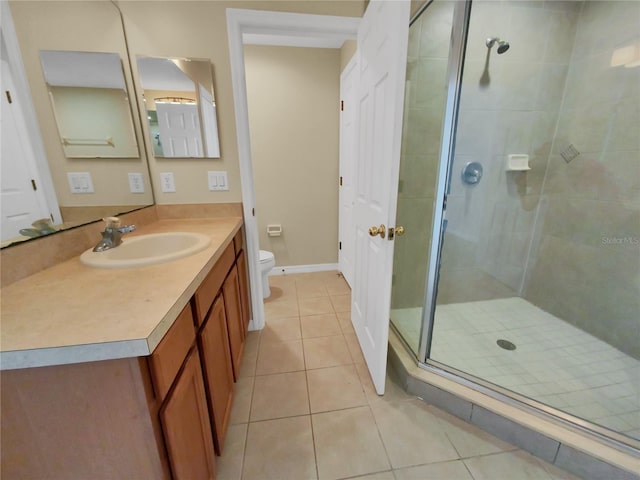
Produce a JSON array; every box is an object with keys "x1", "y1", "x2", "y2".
[
  {"x1": 194, "y1": 242, "x2": 235, "y2": 326},
  {"x1": 233, "y1": 229, "x2": 244, "y2": 257},
  {"x1": 149, "y1": 304, "x2": 196, "y2": 400}
]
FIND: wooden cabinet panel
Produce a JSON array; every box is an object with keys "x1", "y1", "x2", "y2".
[
  {"x1": 0, "y1": 358, "x2": 170, "y2": 479},
  {"x1": 222, "y1": 265, "x2": 245, "y2": 380},
  {"x1": 233, "y1": 229, "x2": 243, "y2": 257},
  {"x1": 149, "y1": 303, "x2": 196, "y2": 400},
  {"x1": 160, "y1": 348, "x2": 216, "y2": 480},
  {"x1": 199, "y1": 295, "x2": 235, "y2": 454},
  {"x1": 237, "y1": 249, "x2": 251, "y2": 333},
  {"x1": 194, "y1": 243, "x2": 235, "y2": 326}
]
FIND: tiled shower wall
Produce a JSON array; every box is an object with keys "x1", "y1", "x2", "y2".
[
  {"x1": 441, "y1": 0, "x2": 581, "y2": 302},
  {"x1": 523, "y1": 1, "x2": 640, "y2": 359}
]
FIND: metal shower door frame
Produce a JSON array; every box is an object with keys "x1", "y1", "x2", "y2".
[{"x1": 417, "y1": 0, "x2": 472, "y2": 363}]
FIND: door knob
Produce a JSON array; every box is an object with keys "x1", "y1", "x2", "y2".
[
  {"x1": 388, "y1": 226, "x2": 405, "y2": 240},
  {"x1": 368, "y1": 224, "x2": 386, "y2": 239}
]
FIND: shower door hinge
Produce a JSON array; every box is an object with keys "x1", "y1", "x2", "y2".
[
  {"x1": 339, "y1": 241, "x2": 342, "y2": 250},
  {"x1": 339, "y1": 176, "x2": 343, "y2": 186},
  {"x1": 5, "y1": 90, "x2": 12, "y2": 104},
  {"x1": 252, "y1": 207, "x2": 255, "y2": 216},
  {"x1": 31, "y1": 179, "x2": 37, "y2": 191},
  {"x1": 340, "y1": 100, "x2": 344, "y2": 111}
]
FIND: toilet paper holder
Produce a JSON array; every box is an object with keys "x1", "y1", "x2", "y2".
[{"x1": 267, "y1": 224, "x2": 282, "y2": 237}]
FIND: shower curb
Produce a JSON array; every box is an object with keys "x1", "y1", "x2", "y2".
[{"x1": 387, "y1": 330, "x2": 640, "y2": 480}]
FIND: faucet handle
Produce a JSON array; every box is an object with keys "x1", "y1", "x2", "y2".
[
  {"x1": 103, "y1": 217, "x2": 121, "y2": 229},
  {"x1": 118, "y1": 225, "x2": 136, "y2": 234}
]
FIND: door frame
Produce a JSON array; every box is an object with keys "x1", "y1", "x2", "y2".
[
  {"x1": 226, "y1": 8, "x2": 360, "y2": 330},
  {"x1": 1, "y1": 1, "x2": 61, "y2": 226}
]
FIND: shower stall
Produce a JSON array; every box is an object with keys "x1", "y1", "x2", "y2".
[{"x1": 390, "y1": 0, "x2": 640, "y2": 452}]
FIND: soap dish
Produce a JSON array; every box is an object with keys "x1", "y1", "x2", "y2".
[{"x1": 506, "y1": 154, "x2": 531, "y2": 171}]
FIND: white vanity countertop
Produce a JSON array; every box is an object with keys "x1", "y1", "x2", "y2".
[{"x1": 0, "y1": 217, "x2": 242, "y2": 370}]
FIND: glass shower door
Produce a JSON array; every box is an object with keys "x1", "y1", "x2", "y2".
[
  {"x1": 428, "y1": 0, "x2": 640, "y2": 445},
  {"x1": 389, "y1": 0, "x2": 458, "y2": 356}
]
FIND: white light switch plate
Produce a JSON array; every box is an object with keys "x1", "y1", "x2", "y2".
[
  {"x1": 160, "y1": 172, "x2": 176, "y2": 193},
  {"x1": 208, "y1": 171, "x2": 228, "y2": 191},
  {"x1": 67, "y1": 172, "x2": 94, "y2": 194},
  {"x1": 128, "y1": 173, "x2": 145, "y2": 193}
]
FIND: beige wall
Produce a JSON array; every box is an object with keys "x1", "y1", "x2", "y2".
[
  {"x1": 9, "y1": 0, "x2": 364, "y2": 211},
  {"x1": 9, "y1": 1, "x2": 154, "y2": 209},
  {"x1": 117, "y1": 0, "x2": 363, "y2": 206},
  {"x1": 244, "y1": 45, "x2": 340, "y2": 266},
  {"x1": 340, "y1": 40, "x2": 357, "y2": 71}
]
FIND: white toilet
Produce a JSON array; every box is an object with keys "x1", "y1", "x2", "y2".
[{"x1": 259, "y1": 250, "x2": 276, "y2": 298}]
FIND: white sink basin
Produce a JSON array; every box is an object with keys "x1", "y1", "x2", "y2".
[{"x1": 80, "y1": 232, "x2": 211, "y2": 268}]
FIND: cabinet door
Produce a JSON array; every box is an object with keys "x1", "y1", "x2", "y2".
[
  {"x1": 199, "y1": 296, "x2": 234, "y2": 454},
  {"x1": 160, "y1": 349, "x2": 216, "y2": 480},
  {"x1": 222, "y1": 265, "x2": 245, "y2": 380},
  {"x1": 236, "y1": 249, "x2": 251, "y2": 334}
]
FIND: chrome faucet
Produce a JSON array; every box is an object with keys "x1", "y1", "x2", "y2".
[{"x1": 93, "y1": 217, "x2": 136, "y2": 252}]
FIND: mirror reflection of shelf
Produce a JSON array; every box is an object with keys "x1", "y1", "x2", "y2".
[{"x1": 62, "y1": 137, "x2": 114, "y2": 147}]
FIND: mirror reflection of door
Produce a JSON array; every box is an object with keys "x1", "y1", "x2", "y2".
[
  {"x1": 136, "y1": 56, "x2": 221, "y2": 158},
  {"x1": 155, "y1": 101, "x2": 202, "y2": 157}
]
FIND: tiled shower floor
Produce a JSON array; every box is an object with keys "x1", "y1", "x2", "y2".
[{"x1": 392, "y1": 298, "x2": 640, "y2": 442}]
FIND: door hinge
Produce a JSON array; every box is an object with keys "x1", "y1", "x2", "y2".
[
  {"x1": 340, "y1": 100, "x2": 344, "y2": 111},
  {"x1": 6, "y1": 91, "x2": 12, "y2": 104},
  {"x1": 252, "y1": 207, "x2": 255, "y2": 216},
  {"x1": 31, "y1": 179, "x2": 37, "y2": 191},
  {"x1": 339, "y1": 241, "x2": 342, "y2": 250},
  {"x1": 339, "y1": 176, "x2": 343, "y2": 186}
]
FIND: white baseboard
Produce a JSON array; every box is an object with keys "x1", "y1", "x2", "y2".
[{"x1": 268, "y1": 263, "x2": 340, "y2": 276}]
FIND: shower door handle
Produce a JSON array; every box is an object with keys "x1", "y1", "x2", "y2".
[{"x1": 368, "y1": 224, "x2": 386, "y2": 239}]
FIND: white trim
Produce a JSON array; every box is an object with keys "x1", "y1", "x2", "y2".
[
  {"x1": 226, "y1": 8, "x2": 360, "y2": 331},
  {"x1": 1, "y1": 1, "x2": 61, "y2": 225},
  {"x1": 268, "y1": 263, "x2": 340, "y2": 276}
]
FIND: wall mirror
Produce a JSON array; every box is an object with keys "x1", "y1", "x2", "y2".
[
  {"x1": 39, "y1": 50, "x2": 140, "y2": 158},
  {"x1": 136, "y1": 56, "x2": 221, "y2": 158},
  {"x1": 2, "y1": 0, "x2": 154, "y2": 248}
]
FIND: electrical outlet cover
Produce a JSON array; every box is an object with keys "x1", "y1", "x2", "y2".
[
  {"x1": 160, "y1": 172, "x2": 176, "y2": 193},
  {"x1": 128, "y1": 173, "x2": 145, "y2": 193}
]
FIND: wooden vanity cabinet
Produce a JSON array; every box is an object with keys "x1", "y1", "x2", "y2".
[
  {"x1": 160, "y1": 347, "x2": 216, "y2": 480},
  {"x1": 236, "y1": 247, "x2": 251, "y2": 333},
  {"x1": 198, "y1": 295, "x2": 234, "y2": 454},
  {"x1": 222, "y1": 263, "x2": 245, "y2": 379}
]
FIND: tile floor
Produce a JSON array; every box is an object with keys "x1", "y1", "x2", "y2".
[
  {"x1": 216, "y1": 271, "x2": 582, "y2": 480},
  {"x1": 392, "y1": 298, "x2": 640, "y2": 441}
]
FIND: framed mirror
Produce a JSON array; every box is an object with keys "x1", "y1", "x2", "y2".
[
  {"x1": 39, "y1": 50, "x2": 139, "y2": 159},
  {"x1": 136, "y1": 56, "x2": 220, "y2": 158},
  {"x1": 2, "y1": 0, "x2": 154, "y2": 248}
]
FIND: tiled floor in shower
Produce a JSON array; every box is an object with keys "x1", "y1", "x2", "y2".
[{"x1": 391, "y1": 297, "x2": 640, "y2": 442}]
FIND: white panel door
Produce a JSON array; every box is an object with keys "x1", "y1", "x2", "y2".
[
  {"x1": 156, "y1": 102, "x2": 203, "y2": 157},
  {"x1": 1, "y1": 59, "x2": 50, "y2": 241},
  {"x1": 338, "y1": 55, "x2": 359, "y2": 288},
  {"x1": 199, "y1": 84, "x2": 220, "y2": 158},
  {"x1": 351, "y1": 0, "x2": 410, "y2": 395}
]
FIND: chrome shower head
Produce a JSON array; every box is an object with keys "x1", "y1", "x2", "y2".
[{"x1": 486, "y1": 37, "x2": 510, "y2": 54}]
